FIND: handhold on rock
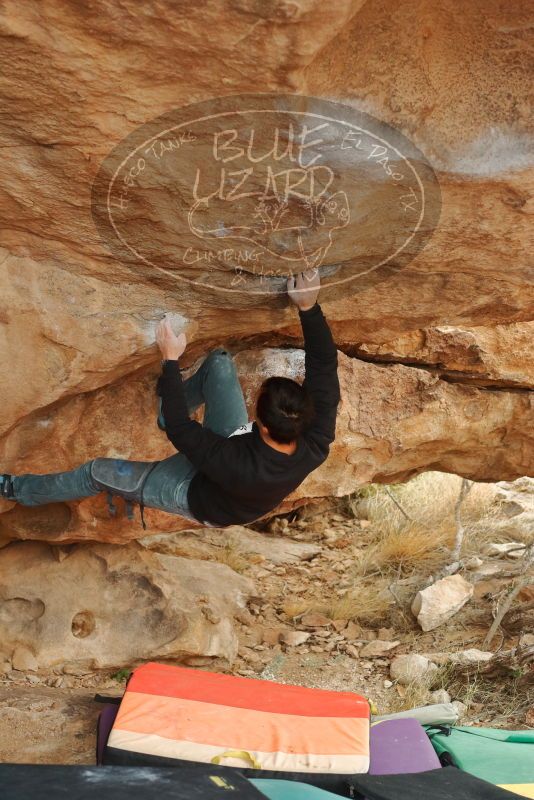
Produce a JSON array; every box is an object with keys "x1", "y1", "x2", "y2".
[{"x1": 411, "y1": 574, "x2": 474, "y2": 631}]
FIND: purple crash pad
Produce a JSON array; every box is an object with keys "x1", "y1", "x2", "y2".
[
  {"x1": 369, "y1": 718, "x2": 441, "y2": 775},
  {"x1": 96, "y1": 704, "x2": 119, "y2": 765}
]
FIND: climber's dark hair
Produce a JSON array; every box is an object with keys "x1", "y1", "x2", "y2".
[{"x1": 256, "y1": 377, "x2": 314, "y2": 444}]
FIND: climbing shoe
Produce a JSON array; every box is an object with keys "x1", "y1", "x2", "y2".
[{"x1": 0, "y1": 474, "x2": 14, "y2": 499}]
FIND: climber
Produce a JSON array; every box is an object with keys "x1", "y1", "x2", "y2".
[{"x1": 0, "y1": 270, "x2": 340, "y2": 528}]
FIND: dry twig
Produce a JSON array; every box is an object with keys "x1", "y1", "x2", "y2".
[
  {"x1": 451, "y1": 478, "x2": 473, "y2": 563},
  {"x1": 432, "y1": 478, "x2": 474, "y2": 581},
  {"x1": 384, "y1": 487, "x2": 413, "y2": 522}
]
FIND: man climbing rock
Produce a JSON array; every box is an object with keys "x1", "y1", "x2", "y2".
[{"x1": 0, "y1": 271, "x2": 340, "y2": 528}]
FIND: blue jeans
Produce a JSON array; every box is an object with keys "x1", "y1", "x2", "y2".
[{"x1": 12, "y1": 349, "x2": 248, "y2": 522}]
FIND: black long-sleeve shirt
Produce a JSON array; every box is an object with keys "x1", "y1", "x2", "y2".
[{"x1": 158, "y1": 303, "x2": 340, "y2": 526}]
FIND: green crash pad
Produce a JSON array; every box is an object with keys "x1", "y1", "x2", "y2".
[
  {"x1": 253, "y1": 770, "x2": 519, "y2": 800},
  {"x1": 251, "y1": 780, "x2": 340, "y2": 800},
  {"x1": 425, "y1": 725, "x2": 534, "y2": 785}
]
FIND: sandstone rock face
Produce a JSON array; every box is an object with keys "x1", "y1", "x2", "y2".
[
  {"x1": 354, "y1": 323, "x2": 534, "y2": 390},
  {"x1": 12, "y1": 646, "x2": 39, "y2": 673},
  {"x1": 412, "y1": 575, "x2": 474, "y2": 632},
  {"x1": 141, "y1": 525, "x2": 322, "y2": 564},
  {"x1": 0, "y1": 0, "x2": 532, "y2": 544},
  {"x1": 0, "y1": 542, "x2": 253, "y2": 669},
  {"x1": 482, "y1": 478, "x2": 534, "y2": 540}
]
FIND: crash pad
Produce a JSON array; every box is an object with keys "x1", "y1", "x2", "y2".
[
  {"x1": 425, "y1": 726, "x2": 534, "y2": 784},
  {"x1": 0, "y1": 764, "x2": 267, "y2": 800},
  {"x1": 349, "y1": 766, "x2": 522, "y2": 800},
  {"x1": 103, "y1": 661, "x2": 369, "y2": 794},
  {"x1": 498, "y1": 786, "x2": 534, "y2": 799},
  {"x1": 251, "y1": 780, "x2": 342, "y2": 800},
  {"x1": 369, "y1": 718, "x2": 441, "y2": 774}
]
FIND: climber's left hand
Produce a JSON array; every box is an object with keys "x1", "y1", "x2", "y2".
[{"x1": 156, "y1": 317, "x2": 187, "y2": 361}]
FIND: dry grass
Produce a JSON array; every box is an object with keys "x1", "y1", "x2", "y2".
[
  {"x1": 383, "y1": 665, "x2": 455, "y2": 714},
  {"x1": 463, "y1": 517, "x2": 533, "y2": 553},
  {"x1": 282, "y1": 581, "x2": 392, "y2": 627},
  {"x1": 282, "y1": 599, "x2": 311, "y2": 619},
  {"x1": 447, "y1": 669, "x2": 532, "y2": 723},
  {"x1": 354, "y1": 471, "x2": 496, "y2": 527},
  {"x1": 370, "y1": 523, "x2": 450, "y2": 577},
  {"x1": 383, "y1": 678, "x2": 438, "y2": 714},
  {"x1": 322, "y1": 587, "x2": 392, "y2": 626},
  {"x1": 213, "y1": 543, "x2": 248, "y2": 574},
  {"x1": 347, "y1": 471, "x2": 513, "y2": 578},
  {"x1": 383, "y1": 661, "x2": 532, "y2": 722},
  {"x1": 391, "y1": 472, "x2": 496, "y2": 525}
]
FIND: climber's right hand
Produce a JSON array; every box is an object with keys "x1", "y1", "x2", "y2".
[
  {"x1": 156, "y1": 317, "x2": 187, "y2": 361},
  {"x1": 287, "y1": 269, "x2": 320, "y2": 311}
]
